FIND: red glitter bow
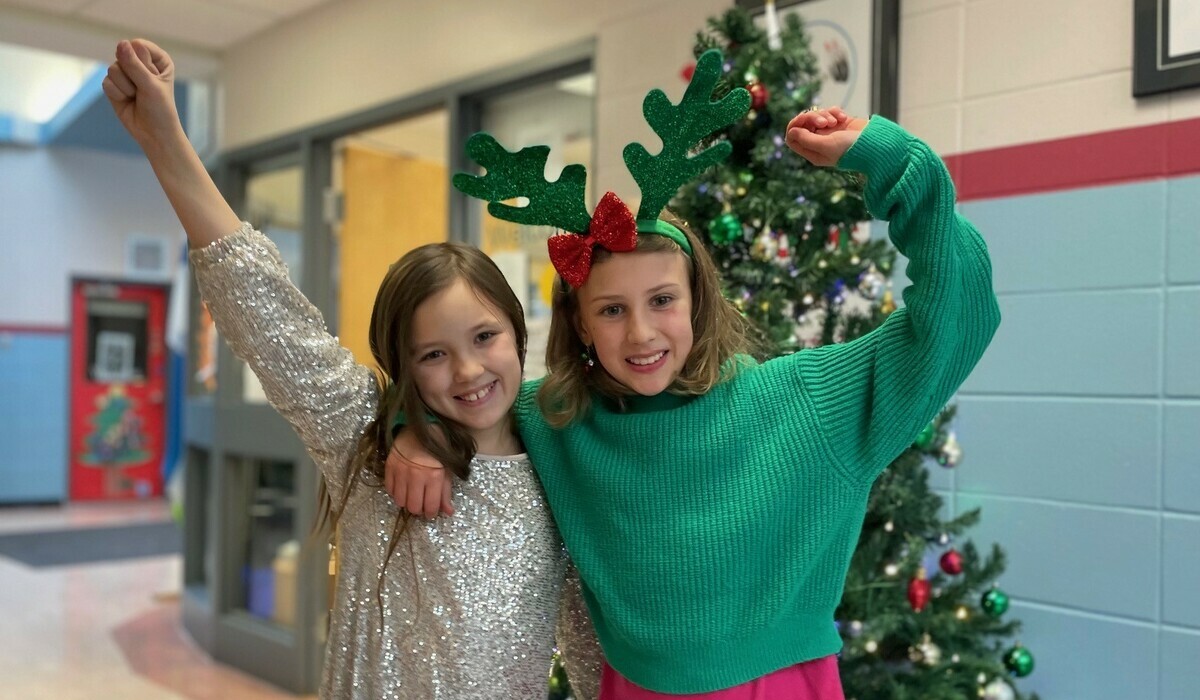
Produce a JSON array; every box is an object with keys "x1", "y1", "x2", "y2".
[{"x1": 547, "y1": 191, "x2": 638, "y2": 288}]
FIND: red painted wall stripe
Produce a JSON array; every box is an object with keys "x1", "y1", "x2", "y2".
[
  {"x1": 0, "y1": 324, "x2": 68, "y2": 335},
  {"x1": 945, "y1": 116, "x2": 1200, "y2": 202}
]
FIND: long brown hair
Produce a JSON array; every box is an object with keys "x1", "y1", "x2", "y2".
[
  {"x1": 538, "y1": 213, "x2": 764, "y2": 426},
  {"x1": 317, "y1": 241, "x2": 527, "y2": 603}
]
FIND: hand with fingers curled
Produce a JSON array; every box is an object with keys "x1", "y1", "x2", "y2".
[
  {"x1": 101, "y1": 39, "x2": 182, "y2": 151},
  {"x1": 784, "y1": 106, "x2": 870, "y2": 168},
  {"x1": 383, "y1": 427, "x2": 455, "y2": 518}
]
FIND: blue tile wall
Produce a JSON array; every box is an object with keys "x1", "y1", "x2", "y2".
[
  {"x1": 963, "y1": 290, "x2": 1161, "y2": 396},
  {"x1": 961, "y1": 181, "x2": 1166, "y2": 293},
  {"x1": 1167, "y1": 175, "x2": 1200, "y2": 285},
  {"x1": 1163, "y1": 404, "x2": 1200, "y2": 514},
  {"x1": 955, "y1": 495, "x2": 1158, "y2": 620},
  {"x1": 0, "y1": 332, "x2": 68, "y2": 502},
  {"x1": 955, "y1": 397, "x2": 1159, "y2": 507}
]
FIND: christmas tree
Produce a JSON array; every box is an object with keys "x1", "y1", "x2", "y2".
[
  {"x1": 81, "y1": 385, "x2": 151, "y2": 497},
  {"x1": 666, "y1": 6, "x2": 1039, "y2": 700}
]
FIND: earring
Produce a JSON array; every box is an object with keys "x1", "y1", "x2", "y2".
[{"x1": 581, "y1": 346, "x2": 596, "y2": 372}]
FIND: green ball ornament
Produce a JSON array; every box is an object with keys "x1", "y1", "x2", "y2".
[
  {"x1": 981, "y1": 587, "x2": 1010, "y2": 617},
  {"x1": 709, "y1": 212, "x2": 743, "y2": 244},
  {"x1": 914, "y1": 423, "x2": 936, "y2": 449},
  {"x1": 1003, "y1": 644, "x2": 1035, "y2": 677}
]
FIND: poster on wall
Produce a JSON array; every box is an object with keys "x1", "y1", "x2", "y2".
[
  {"x1": 1134, "y1": 0, "x2": 1200, "y2": 96},
  {"x1": 69, "y1": 279, "x2": 168, "y2": 500},
  {"x1": 737, "y1": 0, "x2": 898, "y2": 119}
]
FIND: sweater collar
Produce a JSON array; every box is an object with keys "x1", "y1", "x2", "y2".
[{"x1": 606, "y1": 390, "x2": 695, "y2": 414}]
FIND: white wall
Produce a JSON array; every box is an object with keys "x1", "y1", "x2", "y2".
[{"x1": 0, "y1": 145, "x2": 182, "y2": 326}]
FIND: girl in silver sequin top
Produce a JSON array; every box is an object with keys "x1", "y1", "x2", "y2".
[{"x1": 103, "y1": 38, "x2": 602, "y2": 699}]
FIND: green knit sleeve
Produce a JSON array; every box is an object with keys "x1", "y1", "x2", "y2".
[{"x1": 794, "y1": 116, "x2": 1001, "y2": 484}]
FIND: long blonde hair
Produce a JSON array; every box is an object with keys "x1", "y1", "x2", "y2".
[
  {"x1": 538, "y1": 213, "x2": 764, "y2": 427},
  {"x1": 316, "y1": 242, "x2": 527, "y2": 602}
]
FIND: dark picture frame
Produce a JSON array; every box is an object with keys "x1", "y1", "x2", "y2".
[
  {"x1": 1134, "y1": 0, "x2": 1200, "y2": 97},
  {"x1": 735, "y1": 0, "x2": 899, "y2": 119}
]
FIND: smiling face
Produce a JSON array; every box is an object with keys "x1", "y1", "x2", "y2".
[
  {"x1": 408, "y1": 278, "x2": 523, "y2": 454},
  {"x1": 575, "y1": 250, "x2": 695, "y2": 396}
]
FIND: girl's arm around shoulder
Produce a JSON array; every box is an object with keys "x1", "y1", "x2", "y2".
[
  {"x1": 784, "y1": 114, "x2": 1001, "y2": 484},
  {"x1": 380, "y1": 377, "x2": 544, "y2": 518}
]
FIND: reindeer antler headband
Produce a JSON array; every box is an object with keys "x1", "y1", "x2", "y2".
[{"x1": 453, "y1": 50, "x2": 750, "y2": 288}]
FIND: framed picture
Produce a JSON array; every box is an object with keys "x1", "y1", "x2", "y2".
[
  {"x1": 736, "y1": 0, "x2": 899, "y2": 119},
  {"x1": 1134, "y1": 0, "x2": 1200, "y2": 96}
]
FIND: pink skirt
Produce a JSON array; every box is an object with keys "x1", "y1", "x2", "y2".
[{"x1": 599, "y1": 655, "x2": 844, "y2": 700}]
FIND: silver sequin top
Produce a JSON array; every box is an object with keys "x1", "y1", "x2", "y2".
[{"x1": 191, "y1": 224, "x2": 602, "y2": 700}]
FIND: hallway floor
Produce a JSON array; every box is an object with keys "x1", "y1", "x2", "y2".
[{"x1": 0, "y1": 500, "x2": 316, "y2": 700}]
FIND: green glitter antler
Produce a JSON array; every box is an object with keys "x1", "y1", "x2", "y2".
[
  {"x1": 624, "y1": 49, "x2": 750, "y2": 224},
  {"x1": 452, "y1": 133, "x2": 593, "y2": 233}
]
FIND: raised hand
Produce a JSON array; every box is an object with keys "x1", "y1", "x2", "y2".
[
  {"x1": 784, "y1": 106, "x2": 869, "y2": 167},
  {"x1": 101, "y1": 39, "x2": 240, "y2": 248},
  {"x1": 102, "y1": 39, "x2": 181, "y2": 150}
]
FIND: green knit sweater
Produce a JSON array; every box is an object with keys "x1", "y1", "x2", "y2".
[{"x1": 513, "y1": 116, "x2": 1001, "y2": 693}]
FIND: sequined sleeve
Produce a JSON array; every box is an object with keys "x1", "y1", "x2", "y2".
[
  {"x1": 189, "y1": 223, "x2": 379, "y2": 501},
  {"x1": 556, "y1": 559, "x2": 604, "y2": 700}
]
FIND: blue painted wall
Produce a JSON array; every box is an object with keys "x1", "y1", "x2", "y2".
[
  {"x1": 0, "y1": 332, "x2": 68, "y2": 503},
  {"x1": 928, "y1": 174, "x2": 1200, "y2": 699}
]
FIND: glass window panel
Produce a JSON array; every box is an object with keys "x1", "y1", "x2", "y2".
[
  {"x1": 241, "y1": 165, "x2": 304, "y2": 403},
  {"x1": 477, "y1": 74, "x2": 594, "y2": 379},
  {"x1": 86, "y1": 299, "x2": 148, "y2": 383},
  {"x1": 233, "y1": 457, "x2": 299, "y2": 630}
]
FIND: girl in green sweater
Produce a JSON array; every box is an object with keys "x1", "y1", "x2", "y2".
[{"x1": 389, "y1": 51, "x2": 1001, "y2": 698}]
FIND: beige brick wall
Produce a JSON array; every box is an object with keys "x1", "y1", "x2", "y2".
[{"x1": 898, "y1": 0, "x2": 1200, "y2": 155}]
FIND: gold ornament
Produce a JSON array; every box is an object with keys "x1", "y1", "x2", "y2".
[
  {"x1": 908, "y1": 634, "x2": 942, "y2": 666},
  {"x1": 880, "y1": 290, "x2": 896, "y2": 314}
]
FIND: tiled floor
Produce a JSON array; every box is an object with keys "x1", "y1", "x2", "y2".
[{"x1": 0, "y1": 501, "x2": 315, "y2": 700}]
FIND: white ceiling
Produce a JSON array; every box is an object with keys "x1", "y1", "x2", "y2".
[
  {"x1": 0, "y1": 0, "x2": 338, "y2": 123},
  {"x1": 0, "y1": 0, "x2": 337, "y2": 51}
]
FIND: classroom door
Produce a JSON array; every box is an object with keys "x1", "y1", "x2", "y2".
[
  {"x1": 68, "y1": 279, "x2": 169, "y2": 500},
  {"x1": 333, "y1": 109, "x2": 449, "y2": 366}
]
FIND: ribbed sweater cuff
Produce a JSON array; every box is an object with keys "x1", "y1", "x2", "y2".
[{"x1": 838, "y1": 115, "x2": 909, "y2": 170}]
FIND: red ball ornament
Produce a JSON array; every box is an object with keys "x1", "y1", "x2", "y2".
[
  {"x1": 939, "y1": 549, "x2": 964, "y2": 575},
  {"x1": 908, "y1": 568, "x2": 932, "y2": 612},
  {"x1": 748, "y1": 81, "x2": 770, "y2": 110},
  {"x1": 681, "y1": 62, "x2": 696, "y2": 82}
]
